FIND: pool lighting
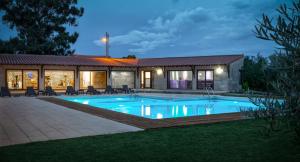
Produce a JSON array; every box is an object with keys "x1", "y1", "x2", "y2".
[
  {"x1": 216, "y1": 67, "x2": 224, "y2": 74},
  {"x1": 156, "y1": 113, "x2": 163, "y2": 119},
  {"x1": 145, "y1": 106, "x2": 151, "y2": 115}
]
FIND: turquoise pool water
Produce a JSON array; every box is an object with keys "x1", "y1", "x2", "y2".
[{"x1": 61, "y1": 95, "x2": 257, "y2": 119}]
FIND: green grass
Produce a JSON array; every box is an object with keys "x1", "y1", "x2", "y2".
[{"x1": 1, "y1": 119, "x2": 299, "y2": 162}]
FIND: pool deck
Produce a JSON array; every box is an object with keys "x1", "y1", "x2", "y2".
[
  {"x1": 0, "y1": 97, "x2": 142, "y2": 147},
  {"x1": 40, "y1": 93, "x2": 246, "y2": 129}
]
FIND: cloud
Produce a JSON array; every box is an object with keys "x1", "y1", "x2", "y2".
[
  {"x1": 94, "y1": 7, "x2": 211, "y2": 53},
  {"x1": 110, "y1": 30, "x2": 172, "y2": 53}
]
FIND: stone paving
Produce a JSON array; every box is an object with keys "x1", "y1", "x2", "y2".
[{"x1": 0, "y1": 97, "x2": 142, "y2": 147}]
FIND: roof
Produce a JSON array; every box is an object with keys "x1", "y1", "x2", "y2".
[
  {"x1": 137, "y1": 54, "x2": 243, "y2": 67},
  {"x1": 0, "y1": 54, "x2": 243, "y2": 67}
]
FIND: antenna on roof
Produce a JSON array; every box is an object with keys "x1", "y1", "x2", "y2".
[{"x1": 101, "y1": 32, "x2": 110, "y2": 57}]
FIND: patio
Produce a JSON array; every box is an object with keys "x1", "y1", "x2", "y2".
[{"x1": 0, "y1": 97, "x2": 142, "y2": 147}]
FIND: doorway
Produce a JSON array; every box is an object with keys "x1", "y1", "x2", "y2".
[{"x1": 141, "y1": 71, "x2": 152, "y2": 88}]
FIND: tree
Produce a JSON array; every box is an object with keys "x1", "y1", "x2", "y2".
[
  {"x1": 0, "y1": 0, "x2": 84, "y2": 55},
  {"x1": 241, "y1": 54, "x2": 268, "y2": 91},
  {"x1": 122, "y1": 55, "x2": 137, "y2": 59},
  {"x1": 253, "y1": 1, "x2": 300, "y2": 136}
]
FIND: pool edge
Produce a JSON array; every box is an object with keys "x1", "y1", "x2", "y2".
[{"x1": 38, "y1": 97, "x2": 246, "y2": 129}]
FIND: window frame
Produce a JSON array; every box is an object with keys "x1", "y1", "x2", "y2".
[
  {"x1": 111, "y1": 70, "x2": 136, "y2": 88},
  {"x1": 44, "y1": 69, "x2": 75, "y2": 90},
  {"x1": 5, "y1": 69, "x2": 39, "y2": 90},
  {"x1": 79, "y1": 70, "x2": 107, "y2": 90},
  {"x1": 196, "y1": 69, "x2": 214, "y2": 89},
  {"x1": 140, "y1": 70, "x2": 152, "y2": 89},
  {"x1": 167, "y1": 70, "x2": 193, "y2": 90}
]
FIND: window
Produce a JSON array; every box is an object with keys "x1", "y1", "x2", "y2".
[
  {"x1": 44, "y1": 70, "x2": 74, "y2": 89},
  {"x1": 23, "y1": 70, "x2": 38, "y2": 89},
  {"x1": 197, "y1": 70, "x2": 214, "y2": 89},
  {"x1": 168, "y1": 71, "x2": 192, "y2": 89},
  {"x1": 6, "y1": 70, "x2": 38, "y2": 90},
  {"x1": 111, "y1": 71, "x2": 135, "y2": 88},
  {"x1": 80, "y1": 71, "x2": 107, "y2": 89}
]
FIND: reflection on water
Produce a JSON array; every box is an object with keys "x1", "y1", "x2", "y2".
[{"x1": 64, "y1": 96, "x2": 257, "y2": 119}]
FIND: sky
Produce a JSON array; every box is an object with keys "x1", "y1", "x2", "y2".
[{"x1": 0, "y1": 0, "x2": 292, "y2": 58}]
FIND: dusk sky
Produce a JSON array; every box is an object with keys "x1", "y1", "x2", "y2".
[{"x1": 0, "y1": 0, "x2": 291, "y2": 58}]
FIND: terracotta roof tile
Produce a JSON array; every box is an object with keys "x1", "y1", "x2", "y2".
[{"x1": 0, "y1": 54, "x2": 243, "y2": 67}]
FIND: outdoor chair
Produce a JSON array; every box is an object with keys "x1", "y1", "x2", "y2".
[
  {"x1": 104, "y1": 85, "x2": 118, "y2": 94},
  {"x1": 122, "y1": 85, "x2": 134, "y2": 94},
  {"x1": 86, "y1": 86, "x2": 101, "y2": 95},
  {"x1": 25, "y1": 87, "x2": 37, "y2": 96},
  {"x1": 65, "y1": 86, "x2": 78, "y2": 95},
  {"x1": 0, "y1": 87, "x2": 11, "y2": 97},
  {"x1": 44, "y1": 86, "x2": 57, "y2": 96}
]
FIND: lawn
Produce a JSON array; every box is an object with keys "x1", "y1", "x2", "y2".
[{"x1": 0, "y1": 119, "x2": 299, "y2": 162}]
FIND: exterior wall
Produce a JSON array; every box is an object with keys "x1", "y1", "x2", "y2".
[
  {"x1": 138, "y1": 61, "x2": 243, "y2": 92},
  {"x1": 139, "y1": 67, "x2": 166, "y2": 90},
  {"x1": 228, "y1": 58, "x2": 243, "y2": 92},
  {"x1": 0, "y1": 65, "x2": 5, "y2": 87},
  {"x1": 0, "y1": 57, "x2": 243, "y2": 92}
]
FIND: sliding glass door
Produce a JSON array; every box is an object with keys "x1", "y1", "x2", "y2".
[
  {"x1": 168, "y1": 71, "x2": 192, "y2": 89},
  {"x1": 197, "y1": 70, "x2": 214, "y2": 89}
]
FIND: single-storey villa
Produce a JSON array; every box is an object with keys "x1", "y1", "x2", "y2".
[{"x1": 0, "y1": 54, "x2": 243, "y2": 93}]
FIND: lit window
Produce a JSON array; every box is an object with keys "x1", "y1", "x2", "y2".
[
  {"x1": 7, "y1": 70, "x2": 22, "y2": 89},
  {"x1": 6, "y1": 70, "x2": 38, "y2": 90},
  {"x1": 80, "y1": 71, "x2": 107, "y2": 89},
  {"x1": 111, "y1": 71, "x2": 135, "y2": 88},
  {"x1": 168, "y1": 71, "x2": 192, "y2": 89},
  {"x1": 44, "y1": 70, "x2": 74, "y2": 89},
  {"x1": 197, "y1": 70, "x2": 214, "y2": 89}
]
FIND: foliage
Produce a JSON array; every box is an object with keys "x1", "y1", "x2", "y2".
[
  {"x1": 241, "y1": 54, "x2": 268, "y2": 91},
  {"x1": 244, "y1": 93, "x2": 286, "y2": 136},
  {"x1": 251, "y1": 0, "x2": 300, "y2": 137},
  {"x1": 122, "y1": 54, "x2": 137, "y2": 59},
  {"x1": 0, "y1": 0, "x2": 84, "y2": 55}
]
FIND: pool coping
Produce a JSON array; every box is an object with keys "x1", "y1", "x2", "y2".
[{"x1": 38, "y1": 97, "x2": 246, "y2": 129}]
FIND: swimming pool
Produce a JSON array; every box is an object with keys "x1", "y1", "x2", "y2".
[{"x1": 61, "y1": 95, "x2": 257, "y2": 119}]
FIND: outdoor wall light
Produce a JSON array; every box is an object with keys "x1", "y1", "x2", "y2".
[
  {"x1": 216, "y1": 66, "x2": 224, "y2": 74},
  {"x1": 156, "y1": 68, "x2": 163, "y2": 75}
]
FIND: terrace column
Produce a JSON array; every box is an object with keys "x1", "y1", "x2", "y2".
[
  {"x1": 39, "y1": 65, "x2": 44, "y2": 90},
  {"x1": 136, "y1": 67, "x2": 140, "y2": 89},
  {"x1": 108, "y1": 67, "x2": 112, "y2": 86},
  {"x1": 192, "y1": 66, "x2": 197, "y2": 90},
  {"x1": 75, "y1": 66, "x2": 80, "y2": 90}
]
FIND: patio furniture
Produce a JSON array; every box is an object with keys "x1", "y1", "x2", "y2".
[
  {"x1": 104, "y1": 85, "x2": 118, "y2": 94},
  {"x1": 0, "y1": 87, "x2": 11, "y2": 97},
  {"x1": 65, "y1": 86, "x2": 78, "y2": 95},
  {"x1": 122, "y1": 85, "x2": 134, "y2": 94},
  {"x1": 86, "y1": 86, "x2": 101, "y2": 95},
  {"x1": 38, "y1": 90, "x2": 45, "y2": 95},
  {"x1": 25, "y1": 87, "x2": 37, "y2": 96},
  {"x1": 78, "y1": 89, "x2": 85, "y2": 95},
  {"x1": 44, "y1": 86, "x2": 57, "y2": 96}
]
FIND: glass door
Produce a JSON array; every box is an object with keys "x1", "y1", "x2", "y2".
[{"x1": 141, "y1": 71, "x2": 152, "y2": 88}]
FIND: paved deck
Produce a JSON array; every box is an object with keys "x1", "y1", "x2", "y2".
[{"x1": 0, "y1": 97, "x2": 142, "y2": 147}]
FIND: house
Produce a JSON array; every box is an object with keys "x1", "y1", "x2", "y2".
[{"x1": 0, "y1": 54, "x2": 243, "y2": 92}]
